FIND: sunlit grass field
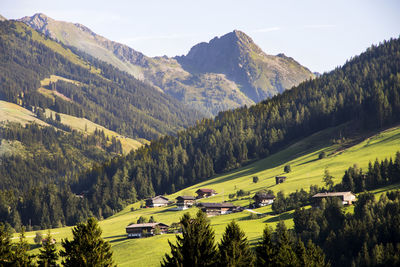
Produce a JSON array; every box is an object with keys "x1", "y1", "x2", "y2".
[{"x1": 18, "y1": 125, "x2": 400, "y2": 266}]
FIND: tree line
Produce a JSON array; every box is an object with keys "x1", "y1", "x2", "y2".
[
  {"x1": 271, "y1": 151, "x2": 400, "y2": 214},
  {"x1": 0, "y1": 217, "x2": 115, "y2": 266},
  {"x1": 293, "y1": 190, "x2": 400, "y2": 266},
  {"x1": 162, "y1": 210, "x2": 328, "y2": 267}
]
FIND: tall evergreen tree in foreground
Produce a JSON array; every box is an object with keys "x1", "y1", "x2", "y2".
[
  {"x1": 60, "y1": 217, "x2": 114, "y2": 267},
  {"x1": 256, "y1": 222, "x2": 328, "y2": 267},
  {"x1": 38, "y1": 230, "x2": 58, "y2": 267},
  {"x1": 12, "y1": 227, "x2": 34, "y2": 266},
  {"x1": 0, "y1": 223, "x2": 13, "y2": 265},
  {"x1": 218, "y1": 220, "x2": 254, "y2": 266},
  {"x1": 256, "y1": 225, "x2": 276, "y2": 267},
  {"x1": 161, "y1": 210, "x2": 217, "y2": 267}
]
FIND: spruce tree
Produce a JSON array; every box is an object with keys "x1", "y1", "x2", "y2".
[
  {"x1": 60, "y1": 217, "x2": 115, "y2": 267},
  {"x1": 218, "y1": 220, "x2": 254, "y2": 267},
  {"x1": 0, "y1": 223, "x2": 13, "y2": 265},
  {"x1": 274, "y1": 222, "x2": 298, "y2": 266},
  {"x1": 305, "y1": 239, "x2": 329, "y2": 267},
  {"x1": 12, "y1": 227, "x2": 34, "y2": 266},
  {"x1": 161, "y1": 210, "x2": 217, "y2": 267},
  {"x1": 256, "y1": 225, "x2": 276, "y2": 267},
  {"x1": 38, "y1": 230, "x2": 58, "y2": 267}
]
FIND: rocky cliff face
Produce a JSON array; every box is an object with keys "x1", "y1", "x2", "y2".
[
  {"x1": 20, "y1": 14, "x2": 314, "y2": 116},
  {"x1": 177, "y1": 30, "x2": 314, "y2": 102}
]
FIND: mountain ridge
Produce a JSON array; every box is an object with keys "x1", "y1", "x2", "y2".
[{"x1": 19, "y1": 13, "x2": 314, "y2": 116}]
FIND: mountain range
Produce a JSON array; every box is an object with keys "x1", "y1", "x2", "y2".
[{"x1": 20, "y1": 13, "x2": 314, "y2": 116}]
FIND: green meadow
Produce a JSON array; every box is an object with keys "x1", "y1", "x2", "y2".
[{"x1": 18, "y1": 125, "x2": 400, "y2": 266}]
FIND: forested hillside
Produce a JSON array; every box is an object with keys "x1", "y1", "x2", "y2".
[
  {"x1": 0, "y1": 20, "x2": 201, "y2": 140},
  {"x1": 73, "y1": 38, "x2": 400, "y2": 218}
]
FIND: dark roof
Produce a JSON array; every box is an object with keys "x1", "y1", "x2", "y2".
[
  {"x1": 176, "y1": 196, "x2": 196, "y2": 200},
  {"x1": 196, "y1": 189, "x2": 216, "y2": 193},
  {"x1": 253, "y1": 193, "x2": 275, "y2": 200},
  {"x1": 275, "y1": 176, "x2": 287, "y2": 179},
  {"x1": 126, "y1": 222, "x2": 169, "y2": 229},
  {"x1": 199, "y1": 202, "x2": 235, "y2": 208}
]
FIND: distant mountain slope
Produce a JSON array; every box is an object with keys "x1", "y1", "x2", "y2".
[
  {"x1": 0, "y1": 20, "x2": 201, "y2": 140},
  {"x1": 0, "y1": 14, "x2": 6, "y2": 21},
  {"x1": 177, "y1": 30, "x2": 314, "y2": 102},
  {"x1": 20, "y1": 13, "x2": 314, "y2": 116}
]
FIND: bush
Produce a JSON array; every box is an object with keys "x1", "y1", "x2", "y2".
[
  {"x1": 319, "y1": 151, "x2": 326, "y2": 159},
  {"x1": 34, "y1": 232, "x2": 43, "y2": 245},
  {"x1": 253, "y1": 176, "x2": 259, "y2": 183},
  {"x1": 284, "y1": 165, "x2": 291, "y2": 173}
]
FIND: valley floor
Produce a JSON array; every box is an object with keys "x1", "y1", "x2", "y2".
[{"x1": 18, "y1": 125, "x2": 400, "y2": 266}]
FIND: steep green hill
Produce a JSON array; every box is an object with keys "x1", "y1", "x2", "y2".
[
  {"x1": 20, "y1": 14, "x2": 314, "y2": 116},
  {"x1": 0, "y1": 20, "x2": 201, "y2": 141},
  {"x1": 17, "y1": 125, "x2": 400, "y2": 266}
]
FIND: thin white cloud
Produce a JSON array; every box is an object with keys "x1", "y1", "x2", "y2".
[
  {"x1": 252, "y1": 27, "x2": 281, "y2": 33},
  {"x1": 303, "y1": 24, "x2": 336, "y2": 29}
]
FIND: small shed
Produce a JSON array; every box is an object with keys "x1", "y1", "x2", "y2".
[
  {"x1": 195, "y1": 189, "x2": 216, "y2": 199},
  {"x1": 176, "y1": 196, "x2": 196, "y2": 210},
  {"x1": 126, "y1": 222, "x2": 169, "y2": 238},
  {"x1": 275, "y1": 176, "x2": 287, "y2": 184},
  {"x1": 145, "y1": 195, "x2": 169, "y2": 208},
  {"x1": 253, "y1": 192, "x2": 275, "y2": 207}
]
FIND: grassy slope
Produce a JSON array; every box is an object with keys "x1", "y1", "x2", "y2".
[
  {"x1": 0, "y1": 97, "x2": 145, "y2": 154},
  {"x1": 18, "y1": 125, "x2": 400, "y2": 266}
]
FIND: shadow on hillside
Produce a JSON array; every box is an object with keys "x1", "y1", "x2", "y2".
[
  {"x1": 263, "y1": 211, "x2": 293, "y2": 223},
  {"x1": 108, "y1": 237, "x2": 128, "y2": 243},
  {"x1": 296, "y1": 158, "x2": 319, "y2": 166},
  {"x1": 104, "y1": 234, "x2": 126, "y2": 240}
]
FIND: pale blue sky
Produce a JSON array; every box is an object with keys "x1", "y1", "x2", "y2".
[{"x1": 1, "y1": 0, "x2": 399, "y2": 73}]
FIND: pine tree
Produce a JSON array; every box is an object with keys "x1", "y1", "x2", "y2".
[
  {"x1": 161, "y1": 210, "x2": 217, "y2": 267},
  {"x1": 274, "y1": 222, "x2": 298, "y2": 266},
  {"x1": 305, "y1": 239, "x2": 329, "y2": 267},
  {"x1": 256, "y1": 225, "x2": 276, "y2": 267},
  {"x1": 0, "y1": 223, "x2": 13, "y2": 265},
  {"x1": 12, "y1": 227, "x2": 34, "y2": 266},
  {"x1": 60, "y1": 217, "x2": 115, "y2": 267},
  {"x1": 218, "y1": 220, "x2": 254, "y2": 266},
  {"x1": 38, "y1": 230, "x2": 58, "y2": 267}
]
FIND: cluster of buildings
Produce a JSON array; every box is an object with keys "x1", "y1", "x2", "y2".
[{"x1": 126, "y1": 179, "x2": 357, "y2": 239}]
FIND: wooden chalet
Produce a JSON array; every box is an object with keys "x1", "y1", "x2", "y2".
[
  {"x1": 126, "y1": 222, "x2": 169, "y2": 238},
  {"x1": 145, "y1": 195, "x2": 169, "y2": 208},
  {"x1": 198, "y1": 202, "x2": 238, "y2": 216},
  {"x1": 253, "y1": 192, "x2": 275, "y2": 207},
  {"x1": 195, "y1": 189, "x2": 216, "y2": 199},
  {"x1": 275, "y1": 176, "x2": 287, "y2": 184},
  {"x1": 312, "y1": 191, "x2": 356, "y2": 206},
  {"x1": 176, "y1": 196, "x2": 196, "y2": 210}
]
